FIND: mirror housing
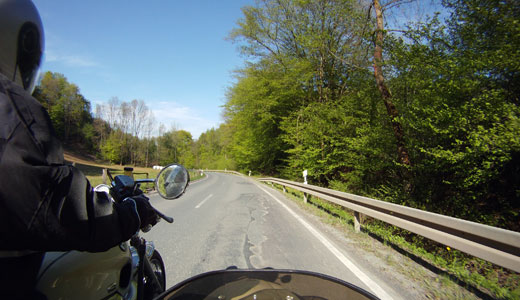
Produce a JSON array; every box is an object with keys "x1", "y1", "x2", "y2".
[{"x1": 155, "y1": 164, "x2": 189, "y2": 199}]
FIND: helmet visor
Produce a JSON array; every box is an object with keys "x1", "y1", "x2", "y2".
[{"x1": 17, "y1": 22, "x2": 43, "y2": 94}]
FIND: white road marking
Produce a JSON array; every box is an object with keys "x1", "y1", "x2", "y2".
[
  {"x1": 256, "y1": 183, "x2": 394, "y2": 300},
  {"x1": 195, "y1": 194, "x2": 213, "y2": 209}
]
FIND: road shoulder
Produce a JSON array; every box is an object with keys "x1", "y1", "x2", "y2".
[{"x1": 252, "y1": 180, "x2": 483, "y2": 300}]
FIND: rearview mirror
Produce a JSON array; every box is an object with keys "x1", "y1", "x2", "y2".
[{"x1": 155, "y1": 164, "x2": 189, "y2": 199}]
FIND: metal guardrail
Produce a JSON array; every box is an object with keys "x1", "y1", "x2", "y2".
[
  {"x1": 204, "y1": 170, "x2": 244, "y2": 176},
  {"x1": 258, "y1": 177, "x2": 520, "y2": 273}
]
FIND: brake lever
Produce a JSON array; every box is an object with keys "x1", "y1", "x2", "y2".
[{"x1": 151, "y1": 205, "x2": 174, "y2": 223}]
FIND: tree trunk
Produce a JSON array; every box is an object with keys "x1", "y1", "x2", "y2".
[
  {"x1": 373, "y1": 0, "x2": 411, "y2": 168},
  {"x1": 145, "y1": 140, "x2": 149, "y2": 168}
]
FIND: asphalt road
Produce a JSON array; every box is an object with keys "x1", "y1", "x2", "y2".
[{"x1": 144, "y1": 172, "x2": 401, "y2": 300}]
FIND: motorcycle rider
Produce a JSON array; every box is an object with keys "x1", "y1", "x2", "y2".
[{"x1": 0, "y1": 0, "x2": 158, "y2": 298}]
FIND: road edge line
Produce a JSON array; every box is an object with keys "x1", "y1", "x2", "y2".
[{"x1": 255, "y1": 183, "x2": 394, "y2": 300}]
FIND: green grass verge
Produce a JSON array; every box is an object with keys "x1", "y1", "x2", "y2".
[
  {"x1": 189, "y1": 169, "x2": 204, "y2": 181},
  {"x1": 266, "y1": 183, "x2": 520, "y2": 300}
]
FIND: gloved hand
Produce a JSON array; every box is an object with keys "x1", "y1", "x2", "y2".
[{"x1": 131, "y1": 194, "x2": 159, "y2": 230}]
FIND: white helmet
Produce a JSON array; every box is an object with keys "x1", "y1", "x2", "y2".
[{"x1": 0, "y1": 0, "x2": 44, "y2": 93}]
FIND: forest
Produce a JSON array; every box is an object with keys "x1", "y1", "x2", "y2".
[
  {"x1": 33, "y1": 71, "x2": 235, "y2": 170},
  {"x1": 34, "y1": 0, "x2": 519, "y2": 233},
  {"x1": 222, "y1": 0, "x2": 520, "y2": 231}
]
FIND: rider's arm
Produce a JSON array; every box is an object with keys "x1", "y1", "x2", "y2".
[
  {"x1": 0, "y1": 76, "x2": 139, "y2": 252},
  {"x1": 45, "y1": 165, "x2": 141, "y2": 252}
]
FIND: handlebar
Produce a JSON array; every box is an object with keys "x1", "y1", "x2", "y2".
[
  {"x1": 135, "y1": 178, "x2": 174, "y2": 223},
  {"x1": 108, "y1": 171, "x2": 175, "y2": 225}
]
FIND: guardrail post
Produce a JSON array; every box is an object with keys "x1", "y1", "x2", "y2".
[
  {"x1": 124, "y1": 167, "x2": 134, "y2": 179},
  {"x1": 102, "y1": 168, "x2": 107, "y2": 184},
  {"x1": 303, "y1": 173, "x2": 308, "y2": 203},
  {"x1": 354, "y1": 211, "x2": 362, "y2": 233},
  {"x1": 282, "y1": 186, "x2": 286, "y2": 193}
]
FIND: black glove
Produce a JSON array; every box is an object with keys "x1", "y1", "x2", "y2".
[{"x1": 131, "y1": 194, "x2": 159, "y2": 230}]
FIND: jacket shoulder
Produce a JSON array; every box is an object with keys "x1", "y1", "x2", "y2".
[{"x1": 0, "y1": 73, "x2": 63, "y2": 164}]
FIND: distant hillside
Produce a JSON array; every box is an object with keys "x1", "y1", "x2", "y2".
[{"x1": 64, "y1": 150, "x2": 105, "y2": 167}]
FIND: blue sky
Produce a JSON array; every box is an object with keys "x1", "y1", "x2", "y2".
[{"x1": 32, "y1": 0, "x2": 254, "y2": 139}]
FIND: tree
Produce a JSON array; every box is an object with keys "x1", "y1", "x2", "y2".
[
  {"x1": 227, "y1": 0, "x2": 372, "y2": 174},
  {"x1": 385, "y1": 0, "x2": 520, "y2": 227},
  {"x1": 372, "y1": 0, "x2": 411, "y2": 171},
  {"x1": 174, "y1": 130, "x2": 195, "y2": 168},
  {"x1": 33, "y1": 71, "x2": 94, "y2": 149},
  {"x1": 143, "y1": 111, "x2": 156, "y2": 167},
  {"x1": 194, "y1": 124, "x2": 236, "y2": 170},
  {"x1": 230, "y1": 0, "x2": 369, "y2": 103},
  {"x1": 95, "y1": 98, "x2": 156, "y2": 165},
  {"x1": 128, "y1": 99, "x2": 149, "y2": 164},
  {"x1": 101, "y1": 131, "x2": 122, "y2": 164},
  {"x1": 224, "y1": 60, "x2": 302, "y2": 173}
]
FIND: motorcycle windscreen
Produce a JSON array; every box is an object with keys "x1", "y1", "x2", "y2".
[{"x1": 156, "y1": 269, "x2": 379, "y2": 300}]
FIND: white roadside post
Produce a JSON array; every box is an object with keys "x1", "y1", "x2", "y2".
[
  {"x1": 102, "y1": 168, "x2": 108, "y2": 184},
  {"x1": 303, "y1": 170, "x2": 308, "y2": 203},
  {"x1": 249, "y1": 170, "x2": 251, "y2": 177},
  {"x1": 354, "y1": 211, "x2": 362, "y2": 233}
]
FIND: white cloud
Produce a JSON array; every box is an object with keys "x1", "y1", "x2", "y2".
[
  {"x1": 45, "y1": 50, "x2": 99, "y2": 68},
  {"x1": 151, "y1": 102, "x2": 220, "y2": 139},
  {"x1": 43, "y1": 32, "x2": 99, "y2": 68}
]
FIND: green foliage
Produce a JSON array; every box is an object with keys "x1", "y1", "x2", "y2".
[
  {"x1": 34, "y1": 71, "x2": 94, "y2": 147},
  {"x1": 100, "y1": 131, "x2": 122, "y2": 164},
  {"x1": 157, "y1": 129, "x2": 196, "y2": 168},
  {"x1": 175, "y1": 130, "x2": 195, "y2": 168},
  {"x1": 280, "y1": 72, "x2": 398, "y2": 192},
  {"x1": 383, "y1": 1, "x2": 520, "y2": 228},
  {"x1": 194, "y1": 124, "x2": 236, "y2": 170},
  {"x1": 224, "y1": 59, "x2": 305, "y2": 174},
  {"x1": 80, "y1": 123, "x2": 97, "y2": 152}
]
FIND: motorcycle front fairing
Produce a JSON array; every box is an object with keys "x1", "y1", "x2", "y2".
[
  {"x1": 36, "y1": 244, "x2": 137, "y2": 300},
  {"x1": 156, "y1": 269, "x2": 379, "y2": 300}
]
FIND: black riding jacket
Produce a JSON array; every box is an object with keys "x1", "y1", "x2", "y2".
[{"x1": 0, "y1": 74, "x2": 139, "y2": 253}]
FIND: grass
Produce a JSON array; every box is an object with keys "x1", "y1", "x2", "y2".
[
  {"x1": 65, "y1": 152, "x2": 205, "y2": 191},
  {"x1": 189, "y1": 169, "x2": 205, "y2": 181},
  {"x1": 266, "y1": 182, "x2": 520, "y2": 300},
  {"x1": 72, "y1": 163, "x2": 161, "y2": 188}
]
